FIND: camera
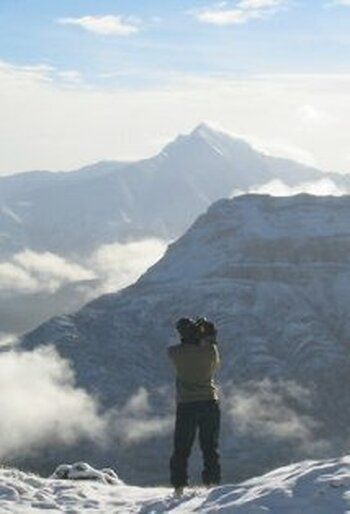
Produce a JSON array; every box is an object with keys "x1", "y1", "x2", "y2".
[
  {"x1": 195, "y1": 317, "x2": 217, "y2": 344},
  {"x1": 176, "y1": 317, "x2": 217, "y2": 345}
]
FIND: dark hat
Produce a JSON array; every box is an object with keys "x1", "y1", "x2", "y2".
[
  {"x1": 175, "y1": 317, "x2": 194, "y2": 333},
  {"x1": 175, "y1": 317, "x2": 200, "y2": 344}
]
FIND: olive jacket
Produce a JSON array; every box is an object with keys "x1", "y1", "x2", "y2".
[{"x1": 168, "y1": 342, "x2": 220, "y2": 403}]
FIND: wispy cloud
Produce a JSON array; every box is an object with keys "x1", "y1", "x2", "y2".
[
  {"x1": 89, "y1": 239, "x2": 167, "y2": 294},
  {"x1": 56, "y1": 70, "x2": 83, "y2": 85},
  {"x1": 0, "y1": 333, "x2": 18, "y2": 348},
  {"x1": 232, "y1": 178, "x2": 346, "y2": 197},
  {"x1": 0, "y1": 59, "x2": 84, "y2": 89},
  {"x1": 196, "y1": 7, "x2": 260, "y2": 24},
  {"x1": 0, "y1": 240, "x2": 166, "y2": 297},
  {"x1": 0, "y1": 349, "x2": 173, "y2": 458},
  {"x1": 0, "y1": 241, "x2": 167, "y2": 337},
  {"x1": 0, "y1": 60, "x2": 54, "y2": 84},
  {"x1": 58, "y1": 15, "x2": 140, "y2": 36},
  {"x1": 110, "y1": 388, "x2": 173, "y2": 445},
  {"x1": 238, "y1": 0, "x2": 284, "y2": 7},
  {"x1": 225, "y1": 380, "x2": 316, "y2": 445},
  {"x1": 0, "y1": 250, "x2": 95, "y2": 294},
  {"x1": 194, "y1": 0, "x2": 285, "y2": 25}
]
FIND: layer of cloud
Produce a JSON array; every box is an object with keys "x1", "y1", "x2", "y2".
[
  {"x1": 1, "y1": 61, "x2": 350, "y2": 173},
  {"x1": 89, "y1": 239, "x2": 167, "y2": 294},
  {"x1": 232, "y1": 178, "x2": 346, "y2": 197},
  {"x1": 0, "y1": 347, "x2": 104, "y2": 458},
  {"x1": 0, "y1": 333, "x2": 18, "y2": 348},
  {"x1": 0, "y1": 60, "x2": 54, "y2": 84},
  {"x1": 15, "y1": 250, "x2": 95, "y2": 284},
  {"x1": 111, "y1": 388, "x2": 173, "y2": 445},
  {"x1": 0, "y1": 240, "x2": 166, "y2": 297},
  {"x1": 58, "y1": 15, "x2": 139, "y2": 36},
  {"x1": 0, "y1": 59, "x2": 84, "y2": 89},
  {"x1": 298, "y1": 104, "x2": 332, "y2": 127},
  {"x1": 194, "y1": 0, "x2": 285, "y2": 26},
  {"x1": 0, "y1": 349, "x2": 171, "y2": 459},
  {"x1": 0, "y1": 262, "x2": 38, "y2": 292},
  {"x1": 0, "y1": 250, "x2": 95, "y2": 294},
  {"x1": 225, "y1": 380, "x2": 315, "y2": 444}
]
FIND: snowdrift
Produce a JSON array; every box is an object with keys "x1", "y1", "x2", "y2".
[{"x1": 1, "y1": 456, "x2": 350, "y2": 513}]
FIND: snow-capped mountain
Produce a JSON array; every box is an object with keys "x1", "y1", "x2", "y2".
[
  {"x1": 2, "y1": 455, "x2": 350, "y2": 513},
  {"x1": 0, "y1": 124, "x2": 346, "y2": 258},
  {"x1": 18, "y1": 194, "x2": 350, "y2": 484},
  {"x1": 3, "y1": 124, "x2": 350, "y2": 335}
]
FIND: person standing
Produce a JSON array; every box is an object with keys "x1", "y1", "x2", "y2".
[{"x1": 168, "y1": 317, "x2": 221, "y2": 495}]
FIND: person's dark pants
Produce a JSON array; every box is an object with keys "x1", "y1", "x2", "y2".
[{"x1": 170, "y1": 400, "x2": 221, "y2": 488}]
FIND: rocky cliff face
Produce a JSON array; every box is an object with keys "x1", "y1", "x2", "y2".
[
  {"x1": 18, "y1": 194, "x2": 350, "y2": 484},
  {"x1": 22, "y1": 194, "x2": 350, "y2": 390}
]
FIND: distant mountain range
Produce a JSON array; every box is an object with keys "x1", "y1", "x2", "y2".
[
  {"x1": 1, "y1": 123, "x2": 349, "y2": 258},
  {"x1": 18, "y1": 194, "x2": 350, "y2": 484}
]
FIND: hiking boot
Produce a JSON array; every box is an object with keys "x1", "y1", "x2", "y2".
[{"x1": 203, "y1": 481, "x2": 219, "y2": 489}]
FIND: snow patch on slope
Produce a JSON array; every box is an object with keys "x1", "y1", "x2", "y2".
[{"x1": 0, "y1": 205, "x2": 22, "y2": 224}]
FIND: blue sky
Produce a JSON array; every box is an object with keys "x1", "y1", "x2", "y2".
[
  {"x1": 1, "y1": 0, "x2": 350, "y2": 174},
  {"x1": 1, "y1": 0, "x2": 350, "y2": 85}
]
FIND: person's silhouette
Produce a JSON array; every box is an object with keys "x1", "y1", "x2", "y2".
[{"x1": 168, "y1": 317, "x2": 221, "y2": 495}]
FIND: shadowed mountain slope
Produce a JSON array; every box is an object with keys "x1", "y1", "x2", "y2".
[{"x1": 18, "y1": 194, "x2": 350, "y2": 483}]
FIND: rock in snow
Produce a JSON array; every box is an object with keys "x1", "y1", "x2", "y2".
[
  {"x1": 1, "y1": 456, "x2": 350, "y2": 512},
  {"x1": 51, "y1": 462, "x2": 122, "y2": 485}
]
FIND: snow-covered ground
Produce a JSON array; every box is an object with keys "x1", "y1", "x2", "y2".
[{"x1": 2, "y1": 456, "x2": 350, "y2": 513}]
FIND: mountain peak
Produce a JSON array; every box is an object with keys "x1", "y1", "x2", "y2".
[
  {"x1": 190, "y1": 122, "x2": 226, "y2": 142},
  {"x1": 160, "y1": 122, "x2": 224, "y2": 157},
  {"x1": 189, "y1": 123, "x2": 250, "y2": 150},
  {"x1": 191, "y1": 122, "x2": 217, "y2": 136}
]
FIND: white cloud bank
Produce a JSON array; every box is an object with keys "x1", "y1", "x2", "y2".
[
  {"x1": 0, "y1": 346, "x2": 171, "y2": 459},
  {"x1": 89, "y1": 239, "x2": 167, "y2": 294},
  {"x1": 0, "y1": 347, "x2": 104, "y2": 458},
  {"x1": 232, "y1": 178, "x2": 346, "y2": 197},
  {"x1": 0, "y1": 240, "x2": 167, "y2": 296},
  {"x1": 0, "y1": 250, "x2": 95, "y2": 294},
  {"x1": 1, "y1": 61, "x2": 349, "y2": 174},
  {"x1": 58, "y1": 15, "x2": 139, "y2": 36}
]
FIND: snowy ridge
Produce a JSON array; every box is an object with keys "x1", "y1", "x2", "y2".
[
  {"x1": 2, "y1": 456, "x2": 350, "y2": 512},
  {"x1": 144, "y1": 194, "x2": 350, "y2": 284}
]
